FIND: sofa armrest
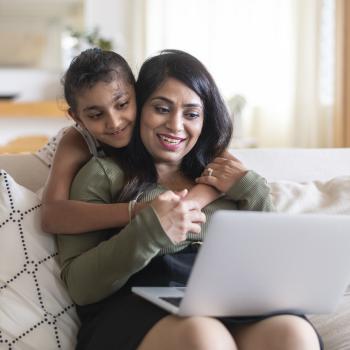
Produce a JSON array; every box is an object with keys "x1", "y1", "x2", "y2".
[{"x1": 0, "y1": 153, "x2": 48, "y2": 192}]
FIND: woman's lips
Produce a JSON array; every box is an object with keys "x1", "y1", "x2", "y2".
[{"x1": 157, "y1": 133, "x2": 186, "y2": 151}]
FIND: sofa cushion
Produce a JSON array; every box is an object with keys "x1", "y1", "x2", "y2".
[
  {"x1": 0, "y1": 170, "x2": 79, "y2": 349},
  {"x1": 271, "y1": 176, "x2": 350, "y2": 214}
]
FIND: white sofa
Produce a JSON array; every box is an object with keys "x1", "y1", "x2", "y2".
[{"x1": 1, "y1": 149, "x2": 350, "y2": 350}]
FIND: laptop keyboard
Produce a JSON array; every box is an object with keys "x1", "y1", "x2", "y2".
[{"x1": 160, "y1": 297, "x2": 183, "y2": 307}]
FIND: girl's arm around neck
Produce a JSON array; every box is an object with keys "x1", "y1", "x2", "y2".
[
  {"x1": 185, "y1": 184, "x2": 221, "y2": 209},
  {"x1": 41, "y1": 127, "x2": 134, "y2": 234},
  {"x1": 41, "y1": 200, "x2": 131, "y2": 234}
]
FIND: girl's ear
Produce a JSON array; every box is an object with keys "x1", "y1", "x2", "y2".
[{"x1": 68, "y1": 108, "x2": 83, "y2": 127}]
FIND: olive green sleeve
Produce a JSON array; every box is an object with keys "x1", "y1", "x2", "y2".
[
  {"x1": 225, "y1": 170, "x2": 275, "y2": 212},
  {"x1": 57, "y1": 157, "x2": 173, "y2": 305}
]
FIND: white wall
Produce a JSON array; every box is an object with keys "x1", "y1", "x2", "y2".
[
  {"x1": 84, "y1": 0, "x2": 132, "y2": 64},
  {"x1": 0, "y1": 118, "x2": 72, "y2": 147},
  {"x1": 84, "y1": 0, "x2": 147, "y2": 73},
  {"x1": 0, "y1": 69, "x2": 62, "y2": 102}
]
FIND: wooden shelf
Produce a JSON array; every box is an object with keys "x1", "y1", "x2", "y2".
[
  {"x1": 0, "y1": 135, "x2": 48, "y2": 154},
  {"x1": 0, "y1": 100, "x2": 68, "y2": 118}
]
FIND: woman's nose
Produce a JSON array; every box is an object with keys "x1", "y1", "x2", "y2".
[{"x1": 166, "y1": 111, "x2": 183, "y2": 132}]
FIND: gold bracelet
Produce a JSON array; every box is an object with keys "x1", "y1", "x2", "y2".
[
  {"x1": 128, "y1": 200, "x2": 133, "y2": 224},
  {"x1": 128, "y1": 192, "x2": 143, "y2": 224}
]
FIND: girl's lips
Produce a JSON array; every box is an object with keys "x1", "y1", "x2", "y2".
[
  {"x1": 157, "y1": 133, "x2": 186, "y2": 151},
  {"x1": 106, "y1": 123, "x2": 130, "y2": 136}
]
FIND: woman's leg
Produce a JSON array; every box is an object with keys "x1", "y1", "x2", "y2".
[
  {"x1": 230, "y1": 315, "x2": 321, "y2": 350},
  {"x1": 138, "y1": 315, "x2": 238, "y2": 350}
]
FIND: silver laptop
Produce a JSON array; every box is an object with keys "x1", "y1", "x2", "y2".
[{"x1": 132, "y1": 211, "x2": 350, "y2": 317}]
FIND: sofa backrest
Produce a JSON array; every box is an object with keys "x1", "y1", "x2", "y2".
[
  {"x1": 1, "y1": 148, "x2": 350, "y2": 192},
  {"x1": 233, "y1": 148, "x2": 350, "y2": 182}
]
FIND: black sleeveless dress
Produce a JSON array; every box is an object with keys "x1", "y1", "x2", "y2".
[{"x1": 75, "y1": 244, "x2": 323, "y2": 350}]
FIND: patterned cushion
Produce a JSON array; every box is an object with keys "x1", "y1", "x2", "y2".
[{"x1": 0, "y1": 170, "x2": 79, "y2": 349}]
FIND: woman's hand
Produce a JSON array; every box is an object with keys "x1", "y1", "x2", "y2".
[
  {"x1": 195, "y1": 150, "x2": 248, "y2": 193},
  {"x1": 151, "y1": 190, "x2": 206, "y2": 243}
]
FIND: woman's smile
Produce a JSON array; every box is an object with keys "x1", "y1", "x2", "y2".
[{"x1": 157, "y1": 133, "x2": 186, "y2": 151}]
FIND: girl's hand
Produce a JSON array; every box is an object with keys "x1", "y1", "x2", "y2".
[
  {"x1": 151, "y1": 190, "x2": 206, "y2": 243},
  {"x1": 195, "y1": 150, "x2": 248, "y2": 193}
]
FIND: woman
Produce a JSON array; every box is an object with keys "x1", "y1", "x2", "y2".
[{"x1": 57, "y1": 50, "x2": 321, "y2": 349}]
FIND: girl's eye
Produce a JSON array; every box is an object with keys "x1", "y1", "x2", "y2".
[
  {"x1": 87, "y1": 112, "x2": 102, "y2": 119},
  {"x1": 118, "y1": 101, "x2": 129, "y2": 109}
]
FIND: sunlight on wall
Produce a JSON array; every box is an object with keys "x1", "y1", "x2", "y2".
[
  {"x1": 143, "y1": 0, "x2": 334, "y2": 147},
  {"x1": 145, "y1": 0, "x2": 296, "y2": 147}
]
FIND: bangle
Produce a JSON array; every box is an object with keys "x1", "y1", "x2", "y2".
[
  {"x1": 128, "y1": 192, "x2": 143, "y2": 224},
  {"x1": 128, "y1": 199, "x2": 137, "y2": 223}
]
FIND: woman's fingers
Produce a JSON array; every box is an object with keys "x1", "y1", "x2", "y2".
[
  {"x1": 187, "y1": 222, "x2": 203, "y2": 234},
  {"x1": 197, "y1": 154, "x2": 248, "y2": 193},
  {"x1": 151, "y1": 192, "x2": 206, "y2": 243},
  {"x1": 195, "y1": 174, "x2": 218, "y2": 187}
]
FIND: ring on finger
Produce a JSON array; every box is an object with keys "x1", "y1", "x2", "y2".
[{"x1": 207, "y1": 168, "x2": 213, "y2": 177}]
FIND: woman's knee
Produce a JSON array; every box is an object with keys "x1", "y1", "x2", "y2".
[
  {"x1": 270, "y1": 315, "x2": 320, "y2": 349},
  {"x1": 233, "y1": 315, "x2": 320, "y2": 350},
  {"x1": 139, "y1": 315, "x2": 237, "y2": 350},
  {"x1": 176, "y1": 317, "x2": 237, "y2": 350}
]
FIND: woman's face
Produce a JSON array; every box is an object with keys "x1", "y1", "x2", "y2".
[
  {"x1": 71, "y1": 79, "x2": 136, "y2": 149},
  {"x1": 140, "y1": 77, "x2": 204, "y2": 166}
]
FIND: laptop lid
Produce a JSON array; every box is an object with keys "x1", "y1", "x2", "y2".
[
  {"x1": 133, "y1": 211, "x2": 350, "y2": 317},
  {"x1": 179, "y1": 211, "x2": 350, "y2": 316}
]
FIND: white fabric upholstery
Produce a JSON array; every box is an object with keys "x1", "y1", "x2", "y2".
[
  {"x1": 0, "y1": 154, "x2": 48, "y2": 193},
  {"x1": 232, "y1": 148, "x2": 350, "y2": 182},
  {"x1": 271, "y1": 176, "x2": 350, "y2": 214}
]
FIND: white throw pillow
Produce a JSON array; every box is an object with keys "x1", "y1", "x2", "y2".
[
  {"x1": 0, "y1": 170, "x2": 79, "y2": 350},
  {"x1": 270, "y1": 176, "x2": 350, "y2": 214}
]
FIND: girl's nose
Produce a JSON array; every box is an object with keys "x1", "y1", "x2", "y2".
[{"x1": 106, "y1": 111, "x2": 121, "y2": 130}]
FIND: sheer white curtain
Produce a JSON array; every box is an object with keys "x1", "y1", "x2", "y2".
[
  {"x1": 134, "y1": 0, "x2": 335, "y2": 148},
  {"x1": 293, "y1": 0, "x2": 335, "y2": 147}
]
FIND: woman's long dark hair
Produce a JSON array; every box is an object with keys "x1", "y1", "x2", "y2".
[{"x1": 118, "y1": 49, "x2": 233, "y2": 201}]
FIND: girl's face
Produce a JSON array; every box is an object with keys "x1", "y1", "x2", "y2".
[
  {"x1": 71, "y1": 79, "x2": 136, "y2": 149},
  {"x1": 140, "y1": 78, "x2": 204, "y2": 166}
]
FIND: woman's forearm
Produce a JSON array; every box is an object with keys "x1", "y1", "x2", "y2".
[
  {"x1": 59, "y1": 206, "x2": 172, "y2": 305},
  {"x1": 226, "y1": 171, "x2": 275, "y2": 212}
]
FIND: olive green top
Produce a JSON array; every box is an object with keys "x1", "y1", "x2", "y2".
[{"x1": 57, "y1": 157, "x2": 274, "y2": 305}]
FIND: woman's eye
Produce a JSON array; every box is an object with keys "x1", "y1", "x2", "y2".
[
  {"x1": 186, "y1": 112, "x2": 200, "y2": 119},
  {"x1": 155, "y1": 106, "x2": 169, "y2": 114}
]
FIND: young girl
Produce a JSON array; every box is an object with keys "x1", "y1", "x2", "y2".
[{"x1": 39, "y1": 48, "x2": 219, "y2": 234}]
